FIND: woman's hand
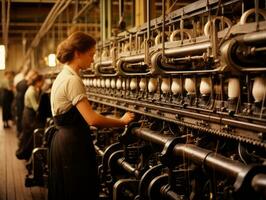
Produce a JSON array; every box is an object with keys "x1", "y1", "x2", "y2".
[{"x1": 120, "y1": 112, "x2": 135, "y2": 125}]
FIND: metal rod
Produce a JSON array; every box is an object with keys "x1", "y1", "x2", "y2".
[
  {"x1": 162, "y1": 0, "x2": 166, "y2": 59},
  {"x1": 87, "y1": 94, "x2": 266, "y2": 148},
  {"x1": 119, "y1": 0, "x2": 124, "y2": 19},
  {"x1": 88, "y1": 92, "x2": 266, "y2": 133},
  {"x1": 252, "y1": 174, "x2": 266, "y2": 198},
  {"x1": 147, "y1": 0, "x2": 150, "y2": 40},
  {"x1": 72, "y1": 0, "x2": 94, "y2": 22},
  {"x1": 134, "y1": 128, "x2": 172, "y2": 146},
  {"x1": 131, "y1": 127, "x2": 252, "y2": 179},
  {"x1": 117, "y1": 157, "x2": 140, "y2": 177},
  {"x1": 94, "y1": 144, "x2": 104, "y2": 156},
  {"x1": 241, "y1": 30, "x2": 266, "y2": 44}
]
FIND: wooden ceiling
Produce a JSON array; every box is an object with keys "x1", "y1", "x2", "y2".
[{"x1": 1, "y1": 0, "x2": 99, "y2": 41}]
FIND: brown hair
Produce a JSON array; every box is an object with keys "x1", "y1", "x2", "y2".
[
  {"x1": 56, "y1": 31, "x2": 96, "y2": 64},
  {"x1": 32, "y1": 74, "x2": 43, "y2": 85},
  {"x1": 4, "y1": 70, "x2": 13, "y2": 76}
]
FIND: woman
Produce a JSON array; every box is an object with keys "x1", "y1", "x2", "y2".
[
  {"x1": 2, "y1": 70, "x2": 14, "y2": 128},
  {"x1": 15, "y1": 69, "x2": 38, "y2": 136},
  {"x1": 16, "y1": 74, "x2": 44, "y2": 160},
  {"x1": 49, "y1": 31, "x2": 134, "y2": 200}
]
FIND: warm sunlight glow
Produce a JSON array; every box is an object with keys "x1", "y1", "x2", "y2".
[
  {"x1": 0, "y1": 45, "x2": 6, "y2": 70},
  {"x1": 48, "y1": 53, "x2": 56, "y2": 67}
]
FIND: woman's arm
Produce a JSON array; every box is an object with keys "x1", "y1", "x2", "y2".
[{"x1": 76, "y1": 98, "x2": 134, "y2": 128}]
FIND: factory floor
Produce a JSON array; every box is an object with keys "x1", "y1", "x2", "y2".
[{"x1": 0, "y1": 111, "x2": 47, "y2": 200}]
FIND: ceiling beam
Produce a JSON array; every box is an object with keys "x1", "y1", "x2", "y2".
[
  {"x1": 1, "y1": 30, "x2": 39, "y2": 33},
  {"x1": 11, "y1": 0, "x2": 56, "y2": 3},
  {"x1": 10, "y1": 0, "x2": 90, "y2": 3},
  {"x1": 4, "y1": 22, "x2": 100, "y2": 27}
]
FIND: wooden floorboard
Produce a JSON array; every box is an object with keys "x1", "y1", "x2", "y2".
[
  {"x1": 0, "y1": 122, "x2": 7, "y2": 200},
  {"x1": 6, "y1": 130, "x2": 16, "y2": 200},
  {"x1": 0, "y1": 113, "x2": 47, "y2": 200}
]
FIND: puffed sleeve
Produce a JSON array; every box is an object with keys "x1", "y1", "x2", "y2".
[{"x1": 65, "y1": 76, "x2": 87, "y2": 106}]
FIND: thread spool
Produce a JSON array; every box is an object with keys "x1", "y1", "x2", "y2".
[
  {"x1": 97, "y1": 79, "x2": 101, "y2": 88},
  {"x1": 83, "y1": 79, "x2": 88, "y2": 86},
  {"x1": 139, "y1": 78, "x2": 147, "y2": 91},
  {"x1": 105, "y1": 78, "x2": 110, "y2": 88},
  {"x1": 184, "y1": 78, "x2": 195, "y2": 95},
  {"x1": 171, "y1": 78, "x2": 182, "y2": 95},
  {"x1": 252, "y1": 77, "x2": 266, "y2": 102},
  {"x1": 93, "y1": 79, "x2": 97, "y2": 87},
  {"x1": 130, "y1": 78, "x2": 137, "y2": 90},
  {"x1": 122, "y1": 79, "x2": 126, "y2": 90},
  {"x1": 161, "y1": 78, "x2": 171, "y2": 94},
  {"x1": 101, "y1": 79, "x2": 105, "y2": 88},
  {"x1": 228, "y1": 78, "x2": 240, "y2": 99},
  {"x1": 116, "y1": 78, "x2": 122, "y2": 90},
  {"x1": 111, "y1": 79, "x2": 116, "y2": 89},
  {"x1": 200, "y1": 77, "x2": 212, "y2": 96},
  {"x1": 148, "y1": 78, "x2": 158, "y2": 93}
]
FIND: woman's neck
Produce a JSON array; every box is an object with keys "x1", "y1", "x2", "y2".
[{"x1": 68, "y1": 63, "x2": 79, "y2": 74}]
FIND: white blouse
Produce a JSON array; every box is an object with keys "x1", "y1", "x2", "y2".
[
  {"x1": 50, "y1": 65, "x2": 87, "y2": 116},
  {"x1": 24, "y1": 85, "x2": 40, "y2": 112}
]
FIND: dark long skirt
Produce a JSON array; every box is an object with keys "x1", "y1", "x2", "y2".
[
  {"x1": 48, "y1": 109, "x2": 98, "y2": 200},
  {"x1": 16, "y1": 107, "x2": 36, "y2": 160},
  {"x1": 15, "y1": 95, "x2": 24, "y2": 134},
  {"x1": 2, "y1": 89, "x2": 14, "y2": 121},
  {"x1": 15, "y1": 79, "x2": 28, "y2": 135}
]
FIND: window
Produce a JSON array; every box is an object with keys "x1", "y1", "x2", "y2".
[
  {"x1": 0, "y1": 45, "x2": 6, "y2": 70},
  {"x1": 48, "y1": 53, "x2": 56, "y2": 67}
]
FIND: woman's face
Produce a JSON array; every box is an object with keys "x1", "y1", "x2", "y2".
[
  {"x1": 78, "y1": 47, "x2": 96, "y2": 70},
  {"x1": 34, "y1": 79, "x2": 44, "y2": 91}
]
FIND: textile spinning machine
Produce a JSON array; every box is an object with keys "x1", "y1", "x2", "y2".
[{"x1": 82, "y1": 0, "x2": 266, "y2": 199}]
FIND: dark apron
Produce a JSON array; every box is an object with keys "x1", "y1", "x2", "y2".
[
  {"x1": 48, "y1": 107, "x2": 98, "y2": 200},
  {"x1": 16, "y1": 107, "x2": 37, "y2": 160},
  {"x1": 15, "y1": 80, "x2": 28, "y2": 134},
  {"x1": 2, "y1": 88, "x2": 14, "y2": 121}
]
